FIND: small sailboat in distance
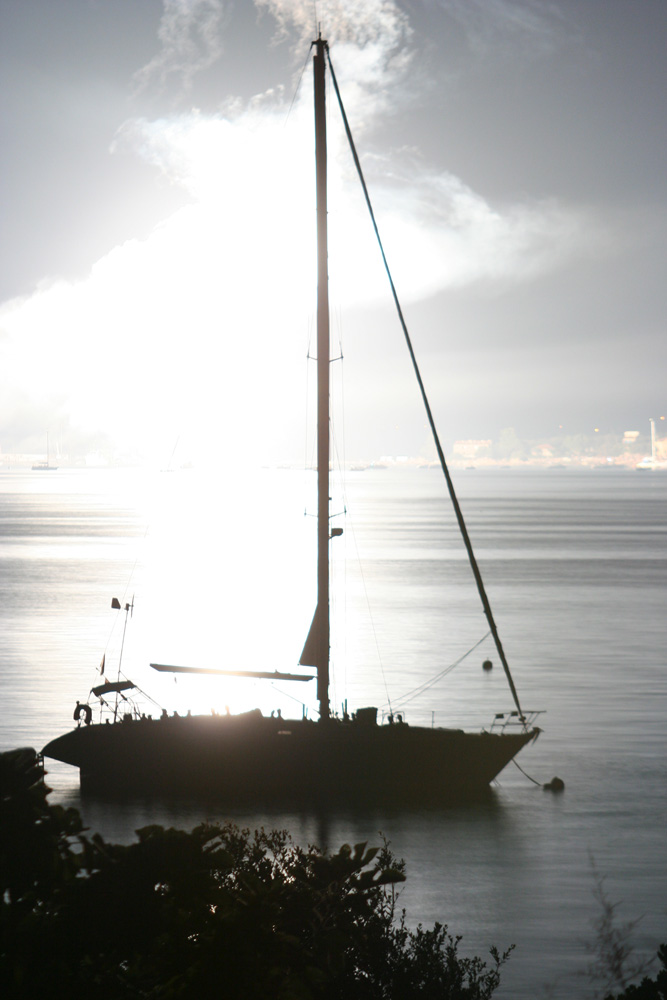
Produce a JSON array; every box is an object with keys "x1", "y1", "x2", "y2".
[
  {"x1": 32, "y1": 432, "x2": 58, "y2": 471},
  {"x1": 636, "y1": 418, "x2": 666, "y2": 470},
  {"x1": 42, "y1": 35, "x2": 541, "y2": 803}
]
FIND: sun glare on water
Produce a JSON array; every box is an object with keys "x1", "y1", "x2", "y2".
[{"x1": 117, "y1": 467, "x2": 319, "y2": 721}]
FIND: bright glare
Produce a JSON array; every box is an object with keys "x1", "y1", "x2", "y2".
[
  {"x1": 123, "y1": 467, "x2": 319, "y2": 718},
  {"x1": 0, "y1": 35, "x2": 583, "y2": 468}
]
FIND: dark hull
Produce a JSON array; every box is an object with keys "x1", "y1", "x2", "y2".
[{"x1": 42, "y1": 713, "x2": 537, "y2": 804}]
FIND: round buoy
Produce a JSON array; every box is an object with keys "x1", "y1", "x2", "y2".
[
  {"x1": 482, "y1": 659, "x2": 493, "y2": 671},
  {"x1": 543, "y1": 776, "x2": 565, "y2": 792}
]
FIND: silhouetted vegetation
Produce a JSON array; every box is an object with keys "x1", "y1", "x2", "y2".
[
  {"x1": 1, "y1": 749, "x2": 511, "y2": 999},
  {"x1": 581, "y1": 858, "x2": 667, "y2": 1000},
  {"x1": 585, "y1": 858, "x2": 656, "y2": 996},
  {"x1": 603, "y1": 945, "x2": 667, "y2": 999}
]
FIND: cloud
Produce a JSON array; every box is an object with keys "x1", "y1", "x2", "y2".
[
  {"x1": 124, "y1": 0, "x2": 590, "y2": 303},
  {"x1": 0, "y1": 0, "x2": 598, "y2": 462},
  {"x1": 119, "y1": 0, "x2": 589, "y2": 301},
  {"x1": 440, "y1": 0, "x2": 568, "y2": 58},
  {"x1": 257, "y1": 0, "x2": 411, "y2": 50},
  {"x1": 133, "y1": 0, "x2": 228, "y2": 95},
  {"x1": 259, "y1": 0, "x2": 415, "y2": 124}
]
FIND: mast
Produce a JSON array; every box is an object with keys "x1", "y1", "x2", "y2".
[{"x1": 314, "y1": 34, "x2": 331, "y2": 720}]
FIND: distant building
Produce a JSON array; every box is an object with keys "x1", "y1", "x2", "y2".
[
  {"x1": 532, "y1": 443, "x2": 555, "y2": 458},
  {"x1": 623, "y1": 431, "x2": 640, "y2": 444},
  {"x1": 452, "y1": 440, "x2": 492, "y2": 459}
]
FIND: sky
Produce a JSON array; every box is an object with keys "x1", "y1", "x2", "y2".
[{"x1": 0, "y1": 0, "x2": 665, "y2": 465}]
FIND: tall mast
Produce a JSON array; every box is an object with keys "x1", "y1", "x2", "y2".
[{"x1": 314, "y1": 34, "x2": 330, "y2": 720}]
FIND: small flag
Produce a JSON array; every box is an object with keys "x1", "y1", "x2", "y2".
[{"x1": 100, "y1": 654, "x2": 105, "y2": 675}]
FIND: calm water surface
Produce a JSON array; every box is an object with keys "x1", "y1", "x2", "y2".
[{"x1": 1, "y1": 466, "x2": 665, "y2": 998}]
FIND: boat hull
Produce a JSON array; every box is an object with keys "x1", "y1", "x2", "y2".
[{"x1": 42, "y1": 714, "x2": 536, "y2": 803}]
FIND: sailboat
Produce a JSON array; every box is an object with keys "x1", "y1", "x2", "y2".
[
  {"x1": 636, "y1": 418, "x2": 666, "y2": 470},
  {"x1": 42, "y1": 36, "x2": 540, "y2": 803},
  {"x1": 32, "y1": 432, "x2": 58, "y2": 471}
]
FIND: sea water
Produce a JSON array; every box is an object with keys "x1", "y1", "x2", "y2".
[{"x1": 1, "y1": 465, "x2": 665, "y2": 998}]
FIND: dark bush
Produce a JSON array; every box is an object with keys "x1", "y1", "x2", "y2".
[{"x1": 1, "y1": 748, "x2": 511, "y2": 999}]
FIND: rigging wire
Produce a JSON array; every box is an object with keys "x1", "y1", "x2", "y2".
[
  {"x1": 383, "y1": 631, "x2": 491, "y2": 710},
  {"x1": 97, "y1": 532, "x2": 147, "y2": 684},
  {"x1": 304, "y1": 319, "x2": 315, "y2": 487},
  {"x1": 325, "y1": 45, "x2": 527, "y2": 727},
  {"x1": 284, "y1": 45, "x2": 313, "y2": 127},
  {"x1": 269, "y1": 680, "x2": 313, "y2": 714},
  {"x1": 329, "y1": 303, "x2": 348, "y2": 709}
]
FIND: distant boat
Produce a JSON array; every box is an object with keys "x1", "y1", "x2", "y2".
[
  {"x1": 32, "y1": 433, "x2": 58, "y2": 471},
  {"x1": 42, "y1": 35, "x2": 541, "y2": 804},
  {"x1": 636, "y1": 418, "x2": 666, "y2": 471}
]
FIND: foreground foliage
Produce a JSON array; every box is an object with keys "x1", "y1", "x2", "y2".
[
  {"x1": 1, "y1": 748, "x2": 510, "y2": 999},
  {"x1": 604, "y1": 945, "x2": 667, "y2": 1000},
  {"x1": 584, "y1": 857, "x2": 666, "y2": 1000}
]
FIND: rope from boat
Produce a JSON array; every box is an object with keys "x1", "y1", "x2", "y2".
[
  {"x1": 326, "y1": 48, "x2": 527, "y2": 726},
  {"x1": 382, "y1": 631, "x2": 491, "y2": 709},
  {"x1": 510, "y1": 756, "x2": 543, "y2": 787},
  {"x1": 130, "y1": 682, "x2": 164, "y2": 712},
  {"x1": 267, "y1": 680, "x2": 313, "y2": 714}
]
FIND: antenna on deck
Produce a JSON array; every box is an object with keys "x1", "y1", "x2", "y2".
[{"x1": 111, "y1": 596, "x2": 134, "y2": 721}]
